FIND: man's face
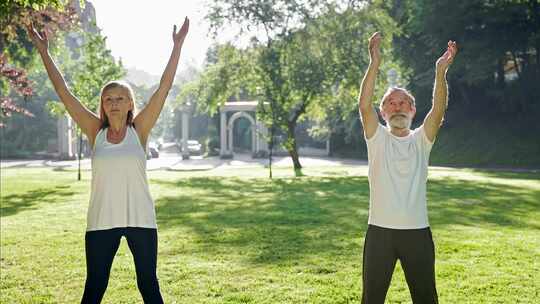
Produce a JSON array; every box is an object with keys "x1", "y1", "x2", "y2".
[{"x1": 381, "y1": 90, "x2": 416, "y2": 130}]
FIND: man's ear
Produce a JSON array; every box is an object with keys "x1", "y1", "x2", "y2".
[{"x1": 380, "y1": 108, "x2": 387, "y2": 120}]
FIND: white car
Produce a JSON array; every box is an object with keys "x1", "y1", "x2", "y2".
[
  {"x1": 186, "y1": 140, "x2": 202, "y2": 155},
  {"x1": 147, "y1": 142, "x2": 159, "y2": 158},
  {"x1": 159, "y1": 142, "x2": 181, "y2": 153}
]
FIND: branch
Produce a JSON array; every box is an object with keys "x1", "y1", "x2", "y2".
[{"x1": 289, "y1": 92, "x2": 312, "y2": 123}]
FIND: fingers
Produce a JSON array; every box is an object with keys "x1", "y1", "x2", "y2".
[
  {"x1": 447, "y1": 40, "x2": 458, "y2": 55},
  {"x1": 368, "y1": 32, "x2": 381, "y2": 52},
  {"x1": 174, "y1": 17, "x2": 189, "y2": 36},
  {"x1": 28, "y1": 22, "x2": 48, "y2": 41},
  {"x1": 450, "y1": 41, "x2": 457, "y2": 63},
  {"x1": 27, "y1": 25, "x2": 43, "y2": 43},
  {"x1": 172, "y1": 17, "x2": 189, "y2": 44},
  {"x1": 444, "y1": 50, "x2": 452, "y2": 62},
  {"x1": 26, "y1": 23, "x2": 37, "y2": 38},
  {"x1": 181, "y1": 16, "x2": 190, "y2": 32},
  {"x1": 369, "y1": 32, "x2": 380, "y2": 40},
  {"x1": 440, "y1": 40, "x2": 457, "y2": 65},
  {"x1": 369, "y1": 32, "x2": 381, "y2": 44}
]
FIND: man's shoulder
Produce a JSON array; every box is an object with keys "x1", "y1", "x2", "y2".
[{"x1": 366, "y1": 123, "x2": 388, "y2": 143}]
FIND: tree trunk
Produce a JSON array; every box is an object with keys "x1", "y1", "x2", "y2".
[
  {"x1": 78, "y1": 133, "x2": 82, "y2": 181},
  {"x1": 511, "y1": 51, "x2": 522, "y2": 81},
  {"x1": 496, "y1": 57, "x2": 506, "y2": 89},
  {"x1": 268, "y1": 125, "x2": 274, "y2": 179},
  {"x1": 327, "y1": 132, "x2": 333, "y2": 157},
  {"x1": 289, "y1": 147, "x2": 302, "y2": 176},
  {"x1": 529, "y1": 0, "x2": 540, "y2": 76},
  {"x1": 287, "y1": 121, "x2": 302, "y2": 176}
]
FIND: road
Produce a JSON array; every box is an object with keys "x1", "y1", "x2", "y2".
[{"x1": 0, "y1": 153, "x2": 368, "y2": 171}]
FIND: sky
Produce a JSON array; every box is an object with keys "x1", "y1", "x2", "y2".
[{"x1": 91, "y1": 0, "x2": 213, "y2": 75}]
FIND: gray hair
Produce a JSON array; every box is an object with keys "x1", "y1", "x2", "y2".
[{"x1": 379, "y1": 87, "x2": 416, "y2": 109}]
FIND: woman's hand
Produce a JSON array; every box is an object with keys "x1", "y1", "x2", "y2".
[
  {"x1": 27, "y1": 23, "x2": 49, "y2": 53},
  {"x1": 172, "y1": 17, "x2": 190, "y2": 46}
]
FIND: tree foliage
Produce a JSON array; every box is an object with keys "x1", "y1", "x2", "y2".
[
  {"x1": 387, "y1": 0, "x2": 540, "y2": 116},
  {"x1": 1, "y1": 0, "x2": 77, "y2": 125},
  {"x1": 185, "y1": 1, "x2": 397, "y2": 175}
]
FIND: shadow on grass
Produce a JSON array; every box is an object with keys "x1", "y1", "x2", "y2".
[
  {"x1": 155, "y1": 177, "x2": 369, "y2": 264},
  {"x1": 428, "y1": 177, "x2": 540, "y2": 228},
  {"x1": 468, "y1": 169, "x2": 540, "y2": 180},
  {"x1": 153, "y1": 172, "x2": 539, "y2": 265},
  {"x1": 1, "y1": 185, "x2": 76, "y2": 217}
]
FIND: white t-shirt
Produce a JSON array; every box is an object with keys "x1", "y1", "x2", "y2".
[
  {"x1": 86, "y1": 126, "x2": 157, "y2": 231},
  {"x1": 365, "y1": 123, "x2": 433, "y2": 229}
]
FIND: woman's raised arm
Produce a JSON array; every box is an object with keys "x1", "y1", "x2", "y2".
[
  {"x1": 28, "y1": 25, "x2": 101, "y2": 145},
  {"x1": 133, "y1": 17, "x2": 189, "y2": 147}
]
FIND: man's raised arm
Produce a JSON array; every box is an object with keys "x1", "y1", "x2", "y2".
[
  {"x1": 358, "y1": 32, "x2": 382, "y2": 140},
  {"x1": 423, "y1": 40, "x2": 458, "y2": 142}
]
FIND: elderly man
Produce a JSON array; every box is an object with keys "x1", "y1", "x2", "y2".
[{"x1": 358, "y1": 32, "x2": 457, "y2": 304}]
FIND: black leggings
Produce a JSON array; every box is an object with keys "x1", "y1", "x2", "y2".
[
  {"x1": 81, "y1": 227, "x2": 163, "y2": 304},
  {"x1": 361, "y1": 224, "x2": 438, "y2": 304}
]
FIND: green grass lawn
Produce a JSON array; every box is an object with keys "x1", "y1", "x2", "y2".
[{"x1": 1, "y1": 166, "x2": 539, "y2": 303}]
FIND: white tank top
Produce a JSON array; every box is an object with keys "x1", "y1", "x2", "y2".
[
  {"x1": 365, "y1": 123, "x2": 433, "y2": 229},
  {"x1": 86, "y1": 126, "x2": 157, "y2": 231}
]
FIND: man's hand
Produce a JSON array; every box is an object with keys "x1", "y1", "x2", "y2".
[
  {"x1": 436, "y1": 40, "x2": 458, "y2": 73},
  {"x1": 359, "y1": 31, "x2": 382, "y2": 139},
  {"x1": 172, "y1": 17, "x2": 190, "y2": 46},
  {"x1": 424, "y1": 40, "x2": 458, "y2": 142},
  {"x1": 368, "y1": 32, "x2": 382, "y2": 65}
]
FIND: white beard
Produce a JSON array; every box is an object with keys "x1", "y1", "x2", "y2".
[{"x1": 388, "y1": 114, "x2": 411, "y2": 129}]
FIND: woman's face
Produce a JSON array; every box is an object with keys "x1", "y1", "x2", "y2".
[{"x1": 102, "y1": 87, "x2": 133, "y2": 121}]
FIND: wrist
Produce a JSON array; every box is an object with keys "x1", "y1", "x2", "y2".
[
  {"x1": 37, "y1": 47, "x2": 48, "y2": 56},
  {"x1": 435, "y1": 68, "x2": 447, "y2": 80},
  {"x1": 370, "y1": 59, "x2": 381, "y2": 67}
]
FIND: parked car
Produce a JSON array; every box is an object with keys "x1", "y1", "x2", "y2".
[
  {"x1": 187, "y1": 140, "x2": 202, "y2": 155},
  {"x1": 148, "y1": 142, "x2": 159, "y2": 159},
  {"x1": 159, "y1": 142, "x2": 181, "y2": 153}
]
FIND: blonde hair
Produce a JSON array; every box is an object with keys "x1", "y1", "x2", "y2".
[
  {"x1": 99, "y1": 80, "x2": 137, "y2": 129},
  {"x1": 379, "y1": 87, "x2": 416, "y2": 109}
]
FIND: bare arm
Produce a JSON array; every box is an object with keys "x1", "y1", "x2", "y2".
[
  {"x1": 358, "y1": 32, "x2": 382, "y2": 139},
  {"x1": 28, "y1": 26, "x2": 101, "y2": 145},
  {"x1": 134, "y1": 17, "x2": 189, "y2": 146},
  {"x1": 423, "y1": 40, "x2": 458, "y2": 142}
]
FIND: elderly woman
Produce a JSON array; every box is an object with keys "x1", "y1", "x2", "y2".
[{"x1": 29, "y1": 17, "x2": 189, "y2": 303}]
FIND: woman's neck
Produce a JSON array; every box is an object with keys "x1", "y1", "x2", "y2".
[{"x1": 108, "y1": 118, "x2": 126, "y2": 132}]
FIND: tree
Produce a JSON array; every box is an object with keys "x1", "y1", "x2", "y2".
[
  {"x1": 298, "y1": 4, "x2": 399, "y2": 157},
  {"x1": 187, "y1": 1, "x2": 397, "y2": 176},
  {"x1": 1, "y1": 0, "x2": 77, "y2": 126},
  {"x1": 386, "y1": 0, "x2": 540, "y2": 116},
  {"x1": 203, "y1": 0, "x2": 341, "y2": 177}
]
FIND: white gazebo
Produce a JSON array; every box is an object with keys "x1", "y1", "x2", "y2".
[
  {"x1": 57, "y1": 115, "x2": 76, "y2": 159},
  {"x1": 219, "y1": 101, "x2": 268, "y2": 158},
  {"x1": 177, "y1": 102, "x2": 194, "y2": 160}
]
